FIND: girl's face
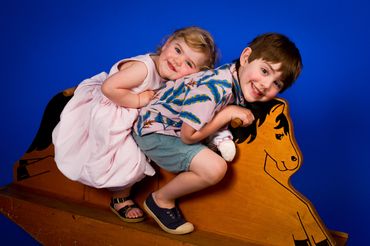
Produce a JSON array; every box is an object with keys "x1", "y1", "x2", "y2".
[
  {"x1": 238, "y1": 47, "x2": 284, "y2": 102},
  {"x1": 156, "y1": 38, "x2": 207, "y2": 80}
]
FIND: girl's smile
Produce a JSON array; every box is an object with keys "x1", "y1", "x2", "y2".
[{"x1": 167, "y1": 61, "x2": 177, "y2": 72}]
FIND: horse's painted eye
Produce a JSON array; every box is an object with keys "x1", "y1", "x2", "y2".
[{"x1": 275, "y1": 133, "x2": 284, "y2": 140}]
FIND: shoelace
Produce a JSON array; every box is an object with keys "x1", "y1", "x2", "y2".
[{"x1": 166, "y1": 207, "x2": 182, "y2": 220}]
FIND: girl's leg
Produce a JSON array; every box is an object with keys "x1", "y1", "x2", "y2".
[
  {"x1": 153, "y1": 148, "x2": 227, "y2": 208},
  {"x1": 112, "y1": 186, "x2": 143, "y2": 218}
]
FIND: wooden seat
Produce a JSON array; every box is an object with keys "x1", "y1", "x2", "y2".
[{"x1": 0, "y1": 89, "x2": 348, "y2": 245}]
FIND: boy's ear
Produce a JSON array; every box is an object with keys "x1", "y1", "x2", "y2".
[{"x1": 240, "y1": 47, "x2": 252, "y2": 66}]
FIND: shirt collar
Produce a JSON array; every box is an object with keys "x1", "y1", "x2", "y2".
[{"x1": 229, "y1": 63, "x2": 246, "y2": 107}]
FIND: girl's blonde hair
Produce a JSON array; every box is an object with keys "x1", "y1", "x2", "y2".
[{"x1": 158, "y1": 26, "x2": 218, "y2": 70}]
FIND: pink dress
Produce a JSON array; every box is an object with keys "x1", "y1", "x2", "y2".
[{"x1": 52, "y1": 54, "x2": 163, "y2": 189}]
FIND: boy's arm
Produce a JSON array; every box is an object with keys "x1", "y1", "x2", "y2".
[{"x1": 180, "y1": 105, "x2": 254, "y2": 144}]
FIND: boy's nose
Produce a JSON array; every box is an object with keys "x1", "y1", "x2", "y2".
[{"x1": 261, "y1": 79, "x2": 274, "y2": 90}]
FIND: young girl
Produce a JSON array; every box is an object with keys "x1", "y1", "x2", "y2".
[{"x1": 52, "y1": 26, "x2": 218, "y2": 222}]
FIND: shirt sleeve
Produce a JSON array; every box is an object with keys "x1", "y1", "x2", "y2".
[{"x1": 179, "y1": 84, "x2": 218, "y2": 131}]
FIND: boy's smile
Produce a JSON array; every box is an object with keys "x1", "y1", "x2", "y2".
[{"x1": 250, "y1": 81, "x2": 265, "y2": 97}]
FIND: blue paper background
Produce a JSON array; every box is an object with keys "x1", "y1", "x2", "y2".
[{"x1": 1, "y1": 1, "x2": 369, "y2": 245}]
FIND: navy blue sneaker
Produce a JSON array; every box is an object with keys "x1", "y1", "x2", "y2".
[{"x1": 143, "y1": 193, "x2": 194, "y2": 234}]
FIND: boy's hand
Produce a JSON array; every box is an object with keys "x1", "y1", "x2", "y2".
[
  {"x1": 228, "y1": 105, "x2": 255, "y2": 127},
  {"x1": 138, "y1": 90, "x2": 155, "y2": 107},
  {"x1": 230, "y1": 118, "x2": 243, "y2": 128}
]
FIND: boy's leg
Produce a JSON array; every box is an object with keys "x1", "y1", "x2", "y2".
[
  {"x1": 153, "y1": 147, "x2": 227, "y2": 208},
  {"x1": 132, "y1": 132, "x2": 227, "y2": 207},
  {"x1": 133, "y1": 132, "x2": 227, "y2": 233}
]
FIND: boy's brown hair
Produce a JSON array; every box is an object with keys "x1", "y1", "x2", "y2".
[
  {"x1": 159, "y1": 26, "x2": 218, "y2": 70},
  {"x1": 247, "y1": 33, "x2": 302, "y2": 92}
]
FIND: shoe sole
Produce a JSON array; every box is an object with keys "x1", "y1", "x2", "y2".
[
  {"x1": 109, "y1": 205, "x2": 145, "y2": 223},
  {"x1": 143, "y1": 200, "x2": 194, "y2": 234}
]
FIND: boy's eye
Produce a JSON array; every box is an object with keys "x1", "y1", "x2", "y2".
[
  {"x1": 274, "y1": 81, "x2": 284, "y2": 90},
  {"x1": 175, "y1": 47, "x2": 181, "y2": 54},
  {"x1": 261, "y1": 68, "x2": 269, "y2": 75}
]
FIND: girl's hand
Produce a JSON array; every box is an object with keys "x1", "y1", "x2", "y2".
[{"x1": 138, "y1": 90, "x2": 155, "y2": 107}]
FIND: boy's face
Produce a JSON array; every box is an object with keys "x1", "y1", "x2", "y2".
[
  {"x1": 238, "y1": 47, "x2": 284, "y2": 102},
  {"x1": 157, "y1": 38, "x2": 207, "y2": 80}
]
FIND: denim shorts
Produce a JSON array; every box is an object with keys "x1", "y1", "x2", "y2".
[{"x1": 132, "y1": 132, "x2": 206, "y2": 173}]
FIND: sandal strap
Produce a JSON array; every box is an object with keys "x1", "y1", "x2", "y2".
[
  {"x1": 117, "y1": 204, "x2": 139, "y2": 217},
  {"x1": 112, "y1": 196, "x2": 132, "y2": 204}
]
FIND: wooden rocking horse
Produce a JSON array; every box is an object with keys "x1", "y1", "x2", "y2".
[{"x1": 0, "y1": 88, "x2": 348, "y2": 245}]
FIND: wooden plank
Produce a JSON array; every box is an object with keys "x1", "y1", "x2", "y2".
[{"x1": 0, "y1": 185, "x2": 260, "y2": 246}]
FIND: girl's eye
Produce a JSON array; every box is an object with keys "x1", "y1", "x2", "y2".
[
  {"x1": 175, "y1": 47, "x2": 181, "y2": 54},
  {"x1": 186, "y1": 61, "x2": 193, "y2": 68}
]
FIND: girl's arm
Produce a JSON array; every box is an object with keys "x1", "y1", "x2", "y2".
[
  {"x1": 101, "y1": 61, "x2": 153, "y2": 108},
  {"x1": 180, "y1": 105, "x2": 254, "y2": 144}
]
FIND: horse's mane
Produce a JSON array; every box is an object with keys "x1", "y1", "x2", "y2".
[
  {"x1": 27, "y1": 92, "x2": 73, "y2": 152},
  {"x1": 230, "y1": 99, "x2": 289, "y2": 144}
]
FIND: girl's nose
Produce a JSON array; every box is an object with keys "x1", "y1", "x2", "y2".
[{"x1": 174, "y1": 56, "x2": 184, "y2": 66}]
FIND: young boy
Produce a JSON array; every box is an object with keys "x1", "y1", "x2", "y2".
[{"x1": 132, "y1": 33, "x2": 302, "y2": 234}]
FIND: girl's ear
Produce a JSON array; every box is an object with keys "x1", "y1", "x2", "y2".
[{"x1": 239, "y1": 47, "x2": 252, "y2": 66}]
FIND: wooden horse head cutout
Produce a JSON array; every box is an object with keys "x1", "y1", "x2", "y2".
[{"x1": 231, "y1": 98, "x2": 302, "y2": 185}]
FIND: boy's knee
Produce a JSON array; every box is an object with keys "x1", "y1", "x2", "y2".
[{"x1": 205, "y1": 160, "x2": 227, "y2": 185}]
